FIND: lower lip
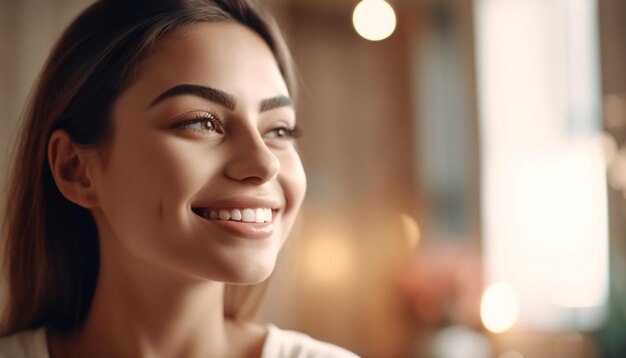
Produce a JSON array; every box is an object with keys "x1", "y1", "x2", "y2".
[{"x1": 196, "y1": 214, "x2": 274, "y2": 240}]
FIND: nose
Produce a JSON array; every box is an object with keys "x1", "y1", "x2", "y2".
[{"x1": 224, "y1": 127, "x2": 280, "y2": 184}]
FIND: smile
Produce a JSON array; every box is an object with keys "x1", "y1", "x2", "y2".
[
  {"x1": 193, "y1": 208, "x2": 273, "y2": 223},
  {"x1": 192, "y1": 207, "x2": 276, "y2": 240}
]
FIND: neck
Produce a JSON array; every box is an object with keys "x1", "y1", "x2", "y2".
[
  {"x1": 57, "y1": 219, "x2": 229, "y2": 358},
  {"x1": 83, "y1": 264, "x2": 227, "y2": 357}
]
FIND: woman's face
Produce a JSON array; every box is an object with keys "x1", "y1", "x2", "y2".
[{"x1": 90, "y1": 22, "x2": 306, "y2": 284}]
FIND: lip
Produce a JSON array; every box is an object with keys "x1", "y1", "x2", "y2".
[
  {"x1": 201, "y1": 219, "x2": 274, "y2": 240},
  {"x1": 191, "y1": 196, "x2": 282, "y2": 240}
]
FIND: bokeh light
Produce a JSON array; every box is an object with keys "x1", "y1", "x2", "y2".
[
  {"x1": 480, "y1": 283, "x2": 520, "y2": 333},
  {"x1": 400, "y1": 213, "x2": 420, "y2": 249},
  {"x1": 352, "y1": 0, "x2": 397, "y2": 41},
  {"x1": 302, "y1": 234, "x2": 355, "y2": 287}
]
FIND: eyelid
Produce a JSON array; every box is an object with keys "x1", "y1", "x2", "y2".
[
  {"x1": 264, "y1": 125, "x2": 302, "y2": 140},
  {"x1": 172, "y1": 111, "x2": 225, "y2": 133}
]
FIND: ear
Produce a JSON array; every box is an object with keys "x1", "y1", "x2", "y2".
[{"x1": 48, "y1": 130, "x2": 99, "y2": 209}]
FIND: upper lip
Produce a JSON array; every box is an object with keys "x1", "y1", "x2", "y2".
[{"x1": 191, "y1": 195, "x2": 282, "y2": 210}]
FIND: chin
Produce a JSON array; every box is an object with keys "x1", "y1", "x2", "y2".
[{"x1": 217, "y1": 255, "x2": 277, "y2": 285}]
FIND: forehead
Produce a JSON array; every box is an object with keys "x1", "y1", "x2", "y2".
[{"x1": 131, "y1": 22, "x2": 288, "y2": 102}]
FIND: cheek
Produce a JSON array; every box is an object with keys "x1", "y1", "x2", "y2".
[
  {"x1": 94, "y1": 133, "x2": 222, "y2": 246},
  {"x1": 279, "y1": 149, "x2": 307, "y2": 215}
]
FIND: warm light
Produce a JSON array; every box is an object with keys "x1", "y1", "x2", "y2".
[
  {"x1": 352, "y1": 0, "x2": 396, "y2": 41},
  {"x1": 400, "y1": 214, "x2": 420, "y2": 249},
  {"x1": 302, "y1": 235, "x2": 355, "y2": 286},
  {"x1": 502, "y1": 142, "x2": 608, "y2": 308},
  {"x1": 481, "y1": 283, "x2": 520, "y2": 333},
  {"x1": 475, "y1": 0, "x2": 607, "y2": 331}
]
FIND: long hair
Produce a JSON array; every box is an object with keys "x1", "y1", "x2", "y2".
[{"x1": 1, "y1": 0, "x2": 295, "y2": 335}]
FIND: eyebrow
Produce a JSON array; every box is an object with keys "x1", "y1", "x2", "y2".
[
  {"x1": 149, "y1": 84, "x2": 236, "y2": 110},
  {"x1": 260, "y1": 95, "x2": 293, "y2": 112},
  {"x1": 148, "y1": 84, "x2": 293, "y2": 112}
]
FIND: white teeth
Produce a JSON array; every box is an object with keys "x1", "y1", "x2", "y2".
[
  {"x1": 242, "y1": 208, "x2": 255, "y2": 222},
  {"x1": 254, "y1": 208, "x2": 265, "y2": 223},
  {"x1": 200, "y1": 208, "x2": 273, "y2": 222},
  {"x1": 231, "y1": 209, "x2": 242, "y2": 221},
  {"x1": 218, "y1": 209, "x2": 231, "y2": 221}
]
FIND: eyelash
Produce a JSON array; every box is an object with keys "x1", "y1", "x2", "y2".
[
  {"x1": 173, "y1": 112, "x2": 301, "y2": 140},
  {"x1": 266, "y1": 126, "x2": 302, "y2": 140},
  {"x1": 174, "y1": 112, "x2": 224, "y2": 134}
]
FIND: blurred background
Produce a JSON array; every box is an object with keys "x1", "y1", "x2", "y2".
[{"x1": 2, "y1": 0, "x2": 626, "y2": 357}]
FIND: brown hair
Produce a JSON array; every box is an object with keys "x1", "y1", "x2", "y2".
[{"x1": 1, "y1": 0, "x2": 295, "y2": 335}]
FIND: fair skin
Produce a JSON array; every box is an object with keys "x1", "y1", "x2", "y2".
[{"x1": 46, "y1": 22, "x2": 306, "y2": 357}]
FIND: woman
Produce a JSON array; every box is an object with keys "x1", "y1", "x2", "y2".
[{"x1": 0, "y1": 0, "x2": 357, "y2": 356}]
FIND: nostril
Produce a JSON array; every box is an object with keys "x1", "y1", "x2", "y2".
[
  {"x1": 223, "y1": 140, "x2": 280, "y2": 183},
  {"x1": 239, "y1": 176, "x2": 272, "y2": 185}
]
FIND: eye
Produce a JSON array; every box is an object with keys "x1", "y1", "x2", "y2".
[
  {"x1": 265, "y1": 126, "x2": 301, "y2": 139},
  {"x1": 174, "y1": 112, "x2": 224, "y2": 134}
]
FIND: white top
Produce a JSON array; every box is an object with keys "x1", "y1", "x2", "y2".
[{"x1": 0, "y1": 324, "x2": 358, "y2": 358}]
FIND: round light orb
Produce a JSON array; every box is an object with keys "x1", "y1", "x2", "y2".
[
  {"x1": 352, "y1": 0, "x2": 397, "y2": 41},
  {"x1": 480, "y1": 282, "x2": 520, "y2": 333}
]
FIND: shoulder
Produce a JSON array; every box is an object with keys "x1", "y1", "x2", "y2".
[
  {"x1": 262, "y1": 324, "x2": 359, "y2": 358},
  {"x1": 0, "y1": 328, "x2": 49, "y2": 358}
]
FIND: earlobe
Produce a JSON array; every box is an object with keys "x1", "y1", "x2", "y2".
[{"x1": 48, "y1": 130, "x2": 98, "y2": 209}]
